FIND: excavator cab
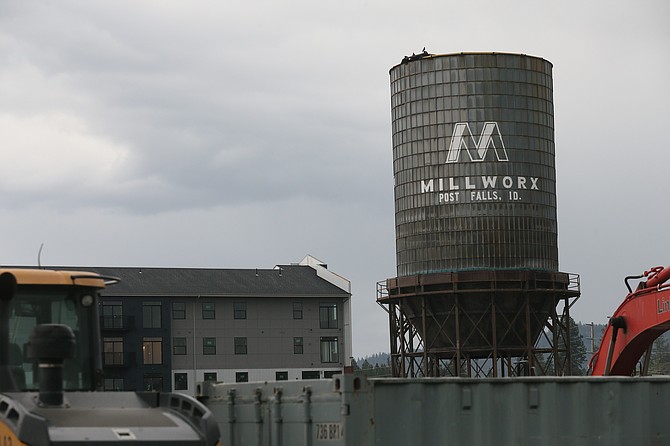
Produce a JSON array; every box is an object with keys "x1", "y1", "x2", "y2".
[{"x1": 0, "y1": 268, "x2": 220, "y2": 445}]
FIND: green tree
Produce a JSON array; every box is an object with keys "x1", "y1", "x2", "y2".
[
  {"x1": 548, "y1": 317, "x2": 588, "y2": 376},
  {"x1": 648, "y1": 333, "x2": 670, "y2": 375},
  {"x1": 569, "y1": 318, "x2": 588, "y2": 375}
]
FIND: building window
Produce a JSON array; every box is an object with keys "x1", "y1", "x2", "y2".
[
  {"x1": 202, "y1": 302, "x2": 216, "y2": 319},
  {"x1": 204, "y1": 372, "x2": 217, "y2": 382},
  {"x1": 234, "y1": 337, "x2": 247, "y2": 355},
  {"x1": 203, "y1": 337, "x2": 216, "y2": 355},
  {"x1": 302, "y1": 371, "x2": 320, "y2": 379},
  {"x1": 320, "y1": 337, "x2": 339, "y2": 363},
  {"x1": 143, "y1": 337, "x2": 163, "y2": 364},
  {"x1": 235, "y1": 372, "x2": 248, "y2": 383},
  {"x1": 172, "y1": 302, "x2": 186, "y2": 319},
  {"x1": 319, "y1": 303, "x2": 338, "y2": 329},
  {"x1": 104, "y1": 378, "x2": 124, "y2": 391},
  {"x1": 294, "y1": 337, "x2": 303, "y2": 354},
  {"x1": 276, "y1": 371, "x2": 288, "y2": 381},
  {"x1": 143, "y1": 374, "x2": 163, "y2": 391},
  {"x1": 174, "y1": 373, "x2": 188, "y2": 391},
  {"x1": 102, "y1": 302, "x2": 123, "y2": 329},
  {"x1": 103, "y1": 337, "x2": 124, "y2": 365},
  {"x1": 293, "y1": 302, "x2": 303, "y2": 319},
  {"x1": 324, "y1": 370, "x2": 339, "y2": 379},
  {"x1": 143, "y1": 302, "x2": 162, "y2": 329},
  {"x1": 173, "y1": 337, "x2": 187, "y2": 355},
  {"x1": 233, "y1": 302, "x2": 247, "y2": 319}
]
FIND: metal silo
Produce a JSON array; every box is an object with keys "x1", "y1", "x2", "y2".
[
  {"x1": 378, "y1": 52, "x2": 580, "y2": 377},
  {"x1": 391, "y1": 52, "x2": 557, "y2": 276}
]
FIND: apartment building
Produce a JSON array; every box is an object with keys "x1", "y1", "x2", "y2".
[{"x1": 82, "y1": 256, "x2": 351, "y2": 395}]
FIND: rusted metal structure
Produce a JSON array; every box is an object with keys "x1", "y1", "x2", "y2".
[
  {"x1": 381, "y1": 52, "x2": 580, "y2": 377},
  {"x1": 378, "y1": 270, "x2": 580, "y2": 377}
]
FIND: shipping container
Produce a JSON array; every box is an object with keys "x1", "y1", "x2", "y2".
[{"x1": 199, "y1": 374, "x2": 670, "y2": 445}]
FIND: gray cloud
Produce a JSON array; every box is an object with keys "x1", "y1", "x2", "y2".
[{"x1": 0, "y1": 0, "x2": 668, "y2": 356}]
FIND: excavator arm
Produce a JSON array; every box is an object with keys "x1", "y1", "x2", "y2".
[{"x1": 589, "y1": 265, "x2": 670, "y2": 376}]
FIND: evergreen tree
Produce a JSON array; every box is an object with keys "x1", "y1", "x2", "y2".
[
  {"x1": 649, "y1": 333, "x2": 670, "y2": 375},
  {"x1": 552, "y1": 317, "x2": 588, "y2": 375},
  {"x1": 569, "y1": 318, "x2": 588, "y2": 375}
]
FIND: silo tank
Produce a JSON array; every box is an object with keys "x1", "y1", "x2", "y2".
[{"x1": 389, "y1": 53, "x2": 558, "y2": 277}]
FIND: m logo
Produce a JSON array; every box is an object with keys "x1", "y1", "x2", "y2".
[{"x1": 446, "y1": 122, "x2": 509, "y2": 163}]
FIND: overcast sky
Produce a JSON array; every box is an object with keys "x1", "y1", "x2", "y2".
[{"x1": 1, "y1": 0, "x2": 668, "y2": 358}]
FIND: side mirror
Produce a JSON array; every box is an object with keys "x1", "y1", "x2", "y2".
[
  {"x1": 0, "y1": 272, "x2": 17, "y2": 302},
  {"x1": 0, "y1": 272, "x2": 18, "y2": 391}
]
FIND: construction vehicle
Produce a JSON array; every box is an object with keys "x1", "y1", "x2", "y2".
[
  {"x1": 0, "y1": 268, "x2": 220, "y2": 445},
  {"x1": 589, "y1": 265, "x2": 670, "y2": 376}
]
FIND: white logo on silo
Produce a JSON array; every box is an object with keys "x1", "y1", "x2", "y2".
[{"x1": 446, "y1": 122, "x2": 509, "y2": 163}]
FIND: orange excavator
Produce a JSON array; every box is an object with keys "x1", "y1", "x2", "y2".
[{"x1": 589, "y1": 265, "x2": 670, "y2": 376}]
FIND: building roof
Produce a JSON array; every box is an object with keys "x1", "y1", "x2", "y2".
[{"x1": 54, "y1": 264, "x2": 351, "y2": 298}]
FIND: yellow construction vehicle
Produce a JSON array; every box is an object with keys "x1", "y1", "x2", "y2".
[{"x1": 0, "y1": 268, "x2": 220, "y2": 445}]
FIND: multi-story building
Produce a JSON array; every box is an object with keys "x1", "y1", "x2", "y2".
[{"x1": 79, "y1": 256, "x2": 351, "y2": 395}]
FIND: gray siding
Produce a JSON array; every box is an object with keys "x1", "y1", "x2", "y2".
[
  {"x1": 171, "y1": 296, "x2": 347, "y2": 370},
  {"x1": 87, "y1": 262, "x2": 351, "y2": 393}
]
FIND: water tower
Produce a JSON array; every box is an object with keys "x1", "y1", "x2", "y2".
[{"x1": 377, "y1": 52, "x2": 580, "y2": 377}]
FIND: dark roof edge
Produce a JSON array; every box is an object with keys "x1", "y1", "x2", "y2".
[{"x1": 101, "y1": 293, "x2": 351, "y2": 298}]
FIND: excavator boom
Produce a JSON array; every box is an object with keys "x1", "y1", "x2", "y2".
[{"x1": 589, "y1": 265, "x2": 670, "y2": 376}]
